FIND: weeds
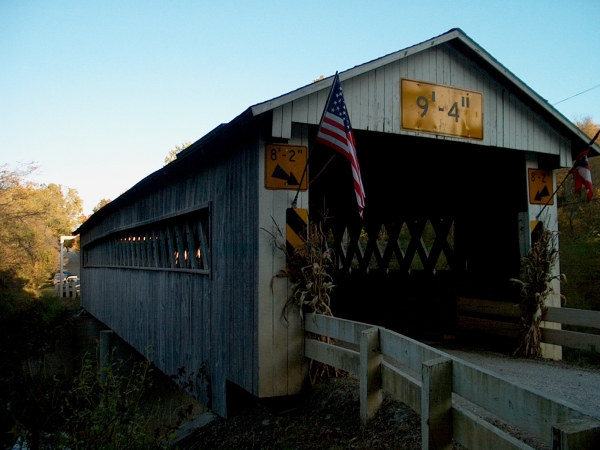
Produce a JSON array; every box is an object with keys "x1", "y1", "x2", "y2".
[
  {"x1": 0, "y1": 277, "x2": 193, "y2": 450},
  {"x1": 7, "y1": 347, "x2": 165, "y2": 450}
]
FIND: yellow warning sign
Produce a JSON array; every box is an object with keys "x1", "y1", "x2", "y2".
[
  {"x1": 528, "y1": 168, "x2": 554, "y2": 205},
  {"x1": 265, "y1": 144, "x2": 307, "y2": 190},
  {"x1": 401, "y1": 79, "x2": 483, "y2": 140}
]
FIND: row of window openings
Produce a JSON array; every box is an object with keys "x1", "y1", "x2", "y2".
[
  {"x1": 116, "y1": 235, "x2": 202, "y2": 262},
  {"x1": 85, "y1": 224, "x2": 208, "y2": 271}
]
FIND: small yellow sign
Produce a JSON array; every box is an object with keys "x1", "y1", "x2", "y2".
[
  {"x1": 265, "y1": 144, "x2": 308, "y2": 190},
  {"x1": 528, "y1": 168, "x2": 554, "y2": 205},
  {"x1": 401, "y1": 79, "x2": 483, "y2": 139}
]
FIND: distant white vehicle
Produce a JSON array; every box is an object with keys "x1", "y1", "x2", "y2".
[{"x1": 52, "y1": 271, "x2": 70, "y2": 285}]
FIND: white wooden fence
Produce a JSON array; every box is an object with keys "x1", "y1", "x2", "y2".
[
  {"x1": 457, "y1": 297, "x2": 600, "y2": 353},
  {"x1": 54, "y1": 280, "x2": 78, "y2": 298},
  {"x1": 305, "y1": 314, "x2": 600, "y2": 450}
]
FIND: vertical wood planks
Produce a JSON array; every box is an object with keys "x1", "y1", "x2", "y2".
[
  {"x1": 421, "y1": 357, "x2": 453, "y2": 450},
  {"x1": 81, "y1": 126, "x2": 261, "y2": 418},
  {"x1": 552, "y1": 419, "x2": 600, "y2": 450},
  {"x1": 360, "y1": 327, "x2": 383, "y2": 425}
]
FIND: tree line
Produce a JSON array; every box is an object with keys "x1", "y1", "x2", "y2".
[
  {"x1": 557, "y1": 117, "x2": 600, "y2": 243},
  {"x1": 0, "y1": 163, "x2": 83, "y2": 290}
]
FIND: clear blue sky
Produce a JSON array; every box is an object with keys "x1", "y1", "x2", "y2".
[{"x1": 1, "y1": 0, "x2": 599, "y2": 215}]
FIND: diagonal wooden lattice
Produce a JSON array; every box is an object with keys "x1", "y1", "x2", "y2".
[{"x1": 328, "y1": 218, "x2": 455, "y2": 275}]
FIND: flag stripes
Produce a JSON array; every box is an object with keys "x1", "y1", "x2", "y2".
[
  {"x1": 315, "y1": 73, "x2": 365, "y2": 218},
  {"x1": 570, "y1": 148, "x2": 594, "y2": 201}
]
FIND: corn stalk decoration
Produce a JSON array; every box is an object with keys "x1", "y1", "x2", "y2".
[
  {"x1": 511, "y1": 225, "x2": 564, "y2": 358},
  {"x1": 263, "y1": 215, "x2": 339, "y2": 383}
]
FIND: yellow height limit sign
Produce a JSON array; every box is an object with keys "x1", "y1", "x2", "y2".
[
  {"x1": 265, "y1": 144, "x2": 307, "y2": 190},
  {"x1": 401, "y1": 79, "x2": 483, "y2": 139},
  {"x1": 528, "y1": 168, "x2": 554, "y2": 205}
]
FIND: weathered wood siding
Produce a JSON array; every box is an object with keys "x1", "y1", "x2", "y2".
[
  {"x1": 257, "y1": 122, "x2": 309, "y2": 399},
  {"x1": 271, "y1": 43, "x2": 571, "y2": 164},
  {"x1": 81, "y1": 123, "x2": 261, "y2": 417}
]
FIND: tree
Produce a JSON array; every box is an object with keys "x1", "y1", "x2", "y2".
[
  {"x1": 557, "y1": 116, "x2": 600, "y2": 242},
  {"x1": 92, "y1": 198, "x2": 112, "y2": 214},
  {"x1": 164, "y1": 142, "x2": 192, "y2": 166},
  {"x1": 0, "y1": 163, "x2": 83, "y2": 289}
]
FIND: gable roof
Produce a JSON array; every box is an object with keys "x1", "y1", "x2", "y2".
[
  {"x1": 251, "y1": 28, "x2": 598, "y2": 157},
  {"x1": 77, "y1": 29, "x2": 597, "y2": 234}
]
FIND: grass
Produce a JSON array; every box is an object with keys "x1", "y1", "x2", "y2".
[
  {"x1": 560, "y1": 242, "x2": 600, "y2": 311},
  {"x1": 558, "y1": 242, "x2": 600, "y2": 366}
]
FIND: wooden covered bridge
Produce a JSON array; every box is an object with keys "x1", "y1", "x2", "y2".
[{"x1": 75, "y1": 29, "x2": 598, "y2": 417}]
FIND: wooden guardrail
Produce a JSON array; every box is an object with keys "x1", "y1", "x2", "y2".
[
  {"x1": 305, "y1": 314, "x2": 600, "y2": 450},
  {"x1": 457, "y1": 297, "x2": 600, "y2": 353}
]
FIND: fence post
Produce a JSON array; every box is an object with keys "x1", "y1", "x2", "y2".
[
  {"x1": 99, "y1": 330, "x2": 115, "y2": 383},
  {"x1": 360, "y1": 327, "x2": 382, "y2": 425},
  {"x1": 422, "y1": 357, "x2": 452, "y2": 450},
  {"x1": 552, "y1": 419, "x2": 600, "y2": 449}
]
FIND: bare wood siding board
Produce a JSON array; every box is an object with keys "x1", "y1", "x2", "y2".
[
  {"x1": 357, "y1": 73, "x2": 368, "y2": 131},
  {"x1": 272, "y1": 165, "x2": 292, "y2": 397},
  {"x1": 257, "y1": 132, "x2": 278, "y2": 398},
  {"x1": 391, "y1": 60, "x2": 401, "y2": 134},
  {"x1": 307, "y1": 91, "x2": 318, "y2": 125},
  {"x1": 272, "y1": 106, "x2": 282, "y2": 138},
  {"x1": 291, "y1": 95, "x2": 308, "y2": 124},
  {"x1": 346, "y1": 76, "x2": 359, "y2": 130},
  {"x1": 373, "y1": 67, "x2": 385, "y2": 132},
  {"x1": 487, "y1": 79, "x2": 497, "y2": 146},
  {"x1": 281, "y1": 102, "x2": 292, "y2": 139}
]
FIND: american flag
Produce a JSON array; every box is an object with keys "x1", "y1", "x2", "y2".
[
  {"x1": 570, "y1": 148, "x2": 594, "y2": 201},
  {"x1": 316, "y1": 73, "x2": 365, "y2": 218}
]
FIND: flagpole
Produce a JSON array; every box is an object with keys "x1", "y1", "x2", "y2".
[
  {"x1": 291, "y1": 72, "x2": 339, "y2": 209},
  {"x1": 536, "y1": 128, "x2": 600, "y2": 220}
]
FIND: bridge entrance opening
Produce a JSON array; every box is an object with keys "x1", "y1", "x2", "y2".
[{"x1": 308, "y1": 130, "x2": 526, "y2": 340}]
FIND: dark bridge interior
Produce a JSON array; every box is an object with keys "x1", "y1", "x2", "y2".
[{"x1": 308, "y1": 130, "x2": 526, "y2": 338}]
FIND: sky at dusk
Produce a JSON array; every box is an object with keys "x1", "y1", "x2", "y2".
[{"x1": 1, "y1": 0, "x2": 599, "y2": 215}]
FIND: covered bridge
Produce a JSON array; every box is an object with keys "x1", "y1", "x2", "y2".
[{"x1": 75, "y1": 29, "x2": 598, "y2": 417}]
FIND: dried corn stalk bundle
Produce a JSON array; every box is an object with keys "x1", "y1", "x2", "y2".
[
  {"x1": 511, "y1": 226, "x2": 564, "y2": 358},
  {"x1": 264, "y1": 215, "x2": 339, "y2": 383}
]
